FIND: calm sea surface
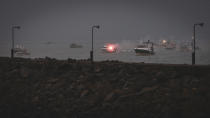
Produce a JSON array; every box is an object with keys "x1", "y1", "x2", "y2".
[{"x1": 0, "y1": 39, "x2": 210, "y2": 65}]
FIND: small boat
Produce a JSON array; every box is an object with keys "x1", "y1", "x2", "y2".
[
  {"x1": 179, "y1": 44, "x2": 191, "y2": 52},
  {"x1": 134, "y1": 47, "x2": 154, "y2": 55},
  {"x1": 165, "y1": 43, "x2": 176, "y2": 50},
  {"x1": 101, "y1": 44, "x2": 117, "y2": 53},
  {"x1": 14, "y1": 45, "x2": 30, "y2": 56},
  {"x1": 179, "y1": 45, "x2": 200, "y2": 52},
  {"x1": 179, "y1": 41, "x2": 200, "y2": 52},
  {"x1": 70, "y1": 43, "x2": 83, "y2": 48},
  {"x1": 134, "y1": 40, "x2": 154, "y2": 55},
  {"x1": 160, "y1": 40, "x2": 176, "y2": 50}
]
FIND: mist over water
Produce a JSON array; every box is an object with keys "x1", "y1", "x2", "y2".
[
  {"x1": 0, "y1": 0, "x2": 210, "y2": 64},
  {"x1": 1, "y1": 38, "x2": 209, "y2": 65}
]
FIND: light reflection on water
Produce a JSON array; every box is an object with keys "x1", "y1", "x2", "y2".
[{"x1": 0, "y1": 40, "x2": 210, "y2": 65}]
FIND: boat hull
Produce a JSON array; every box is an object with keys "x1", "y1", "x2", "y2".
[
  {"x1": 101, "y1": 48, "x2": 117, "y2": 53},
  {"x1": 134, "y1": 48, "x2": 154, "y2": 55}
]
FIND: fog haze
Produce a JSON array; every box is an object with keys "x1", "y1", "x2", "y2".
[{"x1": 0, "y1": 0, "x2": 210, "y2": 63}]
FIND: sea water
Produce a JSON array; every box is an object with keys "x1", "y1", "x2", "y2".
[{"x1": 0, "y1": 39, "x2": 210, "y2": 65}]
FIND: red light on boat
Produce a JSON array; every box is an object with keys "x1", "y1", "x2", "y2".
[{"x1": 107, "y1": 44, "x2": 116, "y2": 52}]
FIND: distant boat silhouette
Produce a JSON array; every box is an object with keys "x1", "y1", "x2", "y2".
[
  {"x1": 70, "y1": 43, "x2": 83, "y2": 48},
  {"x1": 160, "y1": 40, "x2": 176, "y2": 50},
  {"x1": 101, "y1": 44, "x2": 118, "y2": 53},
  {"x1": 14, "y1": 45, "x2": 30, "y2": 56},
  {"x1": 179, "y1": 42, "x2": 200, "y2": 52},
  {"x1": 134, "y1": 40, "x2": 154, "y2": 55}
]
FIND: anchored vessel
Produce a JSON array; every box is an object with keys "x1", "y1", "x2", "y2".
[
  {"x1": 160, "y1": 40, "x2": 176, "y2": 50},
  {"x1": 101, "y1": 44, "x2": 118, "y2": 53},
  {"x1": 14, "y1": 45, "x2": 30, "y2": 56},
  {"x1": 134, "y1": 40, "x2": 154, "y2": 55},
  {"x1": 70, "y1": 43, "x2": 83, "y2": 48}
]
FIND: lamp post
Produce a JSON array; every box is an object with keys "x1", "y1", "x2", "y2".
[
  {"x1": 192, "y1": 23, "x2": 204, "y2": 65},
  {"x1": 90, "y1": 25, "x2": 100, "y2": 63},
  {"x1": 11, "y1": 25, "x2": 21, "y2": 58}
]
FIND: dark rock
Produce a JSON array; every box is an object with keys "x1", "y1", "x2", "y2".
[
  {"x1": 80, "y1": 90, "x2": 89, "y2": 97},
  {"x1": 137, "y1": 85, "x2": 159, "y2": 95},
  {"x1": 0, "y1": 57, "x2": 210, "y2": 118},
  {"x1": 104, "y1": 91, "x2": 115, "y2": 102}
]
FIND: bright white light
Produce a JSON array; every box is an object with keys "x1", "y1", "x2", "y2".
[
  {"x1": 106, "y1": 44, "x2": 115, "y2": 52},
  {"x1": 162, "y1": 40, "x2": 167, "y2": 44}
]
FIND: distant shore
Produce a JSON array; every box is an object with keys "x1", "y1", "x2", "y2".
[{"x1": 0, "y1": 57, "x2": 210, "y2": 118}]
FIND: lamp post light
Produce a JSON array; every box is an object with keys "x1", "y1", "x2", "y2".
[
  {"x1": 11, "y1": 25, "x2": 21, "y2": 58},
  {"x1": 192, "y1": 23, "x2": 204, "y2": 65},
  {"x1": 90, "y1": 25, "x2": 100, "y2": 63}
]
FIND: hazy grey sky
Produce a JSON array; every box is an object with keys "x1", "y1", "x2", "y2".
[{"x1": 0, "y1": 0, "x2": 210, "y2": 52}]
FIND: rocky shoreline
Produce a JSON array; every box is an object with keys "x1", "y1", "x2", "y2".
[{"x1": 0, "y1": 57, "x2": 210, "y2": 118}]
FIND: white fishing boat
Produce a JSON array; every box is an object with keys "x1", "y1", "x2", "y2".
[
  {"x1": 160, "y1": 40, "x2": 176, "y2": 50},
  {"x1": 70, "y1": 43, "x2": 83, "y2": 48},
  {"x1": 14, "y1": 45, "x2": 30, "y2": 56},
  {"x1": 101, "y1": 44, "x2": 117, "y2": 53},
  {"x1": 134, "y1": 40, "x2": 154, "y2": 55}
]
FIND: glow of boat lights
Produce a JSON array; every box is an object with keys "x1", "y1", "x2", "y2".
[
  {"x1": 107, "y1": 45, "x2": 115, "y2": 52},
  {"x1": 162, "y1": 40, "x2": 167, "y2": 44}
]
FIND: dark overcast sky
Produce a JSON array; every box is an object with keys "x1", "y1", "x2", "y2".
[{"x1": 0, "y1": 0, "x2": 210, "y2": 46}]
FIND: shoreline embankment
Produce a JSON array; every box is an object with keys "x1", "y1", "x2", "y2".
[{"x1": 0, "y1": 57, "x2": 210, "y2": 118}]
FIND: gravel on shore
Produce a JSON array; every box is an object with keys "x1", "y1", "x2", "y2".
[{"x1": 0, "y1": 57, "x2": 210, "y2": 118}]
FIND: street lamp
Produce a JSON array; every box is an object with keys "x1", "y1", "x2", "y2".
[
  {"x1": 90, "y1": 25, "x2": 100, "y2": 63},
  {"x1": 11, "y1": 25, "x2": 21, "y2": 58},
  {"x1": 192, "y1": 23, "x2": 204, "y2": 65}
]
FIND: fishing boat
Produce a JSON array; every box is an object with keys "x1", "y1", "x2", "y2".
[
  {"x1": 164, "y1": 43, "x2": 176, "y2": 50},
  {"x1": 134, "y1": 40, "x2": 154, "y2": 55},
  {"x1": 14, "y1": 45, "x2": 30, "y2": 56},
  {"x1": 160, "y1": 40, "x2": 176, "y2": 50},
  {"x1": 70, "y1": 43, "x2": 83, "y2": 48},
  {"x1": 101, "y1": 44, "x2": 117, "y2": 53}
]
